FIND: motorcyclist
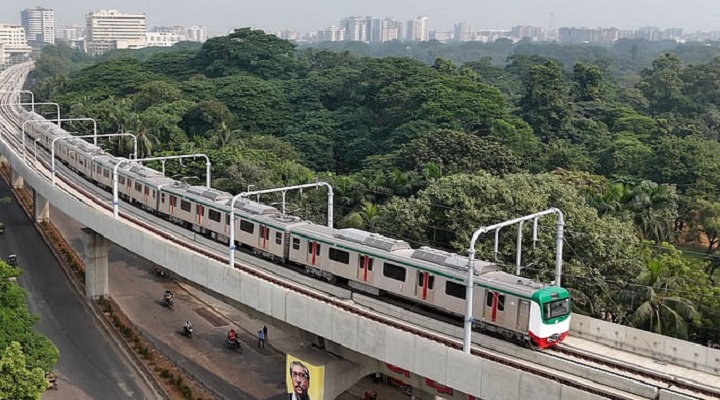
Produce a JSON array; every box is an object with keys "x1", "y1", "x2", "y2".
[
  {"x1": 226, "y1": 328, "x2": 240, "y2": 348},
  {"x1": 163, "y1": 290, "x2": 174, "y2": 304},
  {"x1": 185, "y1": 320, "x2": 193, "y2": 331}
]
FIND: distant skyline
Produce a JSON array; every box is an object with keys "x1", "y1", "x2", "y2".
[{"x1": 2, "y1": 0, "x2": 720, "y2": 34}]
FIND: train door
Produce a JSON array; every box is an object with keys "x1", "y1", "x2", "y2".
[
  {"x1": 258, "y1": 225, "x2": 270, "y2": 250},
  {"x1": 415, "y1": 271, "x2": 435, "y2": 302},
  {"x1": 307, "y1": 240, "x2": 320, "y2": 266},
  {"x1": 196, "y1": 204, "x2": 204, "y2": 225},
  {"x1": 169, "y1": 195, "x2": 177, "y2": 216},
  {"x1": 516, "y1": 300, "x2": 530, "y2": 332},
  {"x1": 482, "y1": 291, "x2": 506, "y2": 324},
  {"x1": 356, "y1": 254, "x2": 374, "y2": 282},
  {"x1": 143, "y1": 185, "x2": 149, "y2": 204}
]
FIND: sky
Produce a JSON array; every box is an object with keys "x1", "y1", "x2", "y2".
[{"x1": 2, "y1": 0, "x2": 720, "y2": 35}]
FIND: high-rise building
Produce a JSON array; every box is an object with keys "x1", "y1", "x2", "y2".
[
  {"x1": 317, "y1": 25, "x2": 345, "y2": 42},
  {"x1": 86, "y1": 10, "x2": 146, "y2": 56},
  {"x1": 20, "y1": 7, "x2": 54, "y2": 45},
  {"x1": 371, "y1": 18, "x2": 402, "y2": 42},
  {"x1": 453, "y1": 22, "x2": 472, "y2": 42},
  {"x1": 341, "y1": 16, "x2": 371, "y2": 42},
  {"x1": 406, "y1": 16, "x2": 429, "y2": 41},
  {"x1": 188, "y1": 26, "x2": 207, "y2": 42}
]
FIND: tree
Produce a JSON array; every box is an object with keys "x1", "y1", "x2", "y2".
[
  {"x1": 615, "y1": 246, "x2": 700, "y2": 339},
  {"x1": 0, "y1": 342, "x2": 47, "y2": 400},
  {"x1": 519, "y1": 60, "x2": 574, "y2": 142}
]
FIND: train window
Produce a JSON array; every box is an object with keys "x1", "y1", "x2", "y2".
[
  {"x1": 545, "y1": 299, "x2": 570, "y2": 319},
  {"x1": 292, "y1": 238, "x2": 300, "y2": 250},
  {"x1": 152, "y1": 190, "x2": 155, "y2": 199},
  {"x1": 240, "y1": 220, "x2": 254, "y2": 234},
  {"x1": 275, "y1": 232, "x2": 282, "y2": 245},
  {"x1": 259, "y1": 226, "x2": 269, "y2": 239},
  {"x1": 382, "y1": 263, "x2": 406, "y2": 281},
  {"x1": 498, "y1": 294, "x2": 505, "y2": 311},
  {"x1": 226, "y1": 214, "x2": 230, "y2": 225},
  {"x1": 329, "y1": 248, "x2": 350, "y2": 264},
  {"x1": 103, "y1": 169, "x2": 109, "y2": 178},
  {"x1": 144, "y1": 187, "x2": 149, "y2": 195},
  {"x1": 170, "y1": 196, "x2": 177, "y2": 207},
  {"x1": 428, "y1": 275, "x2": 434, "y2": 289},
  {"x1": 119, "y1": 176, "x2": 125, "y2": 185},
  {"x1": 445, "y1": 281, "x2": 466, "y2": 299},
  {"x1": 209, "y1": 209, "x2": 221, "y2": 222},
  {"x1": 160, "y1": 193, "x2": 165, "y2": 204},
  {"x1": 180, "y1": 200, "x2": 191, "y2": 212},
  {"x1": 197, "y1": 205, "x2": 204, "y2": 216},
  {"x1": 134, "y1": 182, "x2": 141, "y2": 191},
  {"x1": 96, "y1": 166, "x2": 101, "y2": 173},
  {"x1": 486, "y1": 292, "x2": 494, "y2": 307}
]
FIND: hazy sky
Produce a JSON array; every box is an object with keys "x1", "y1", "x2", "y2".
[{"x1": 3, "y1": 0, "x2": 720, "y2": 34}]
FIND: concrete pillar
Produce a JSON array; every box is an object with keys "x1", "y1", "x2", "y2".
[
  {"x1": 81, "y1": 228, "x2": 110, "y2": 300},
  {"x1": 33, "y1": 189, "x2": 49, "y2": 222},
  {"x1": 10, "y1": 168, "x2": 23, "y2": 189},
  {"x1": 287, "y1": 348, "x2": 374, "y2": 400}
]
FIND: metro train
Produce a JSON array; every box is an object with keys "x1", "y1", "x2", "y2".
[{"x1": 13, "y1": 99, "x2": 570, "y2": 349}]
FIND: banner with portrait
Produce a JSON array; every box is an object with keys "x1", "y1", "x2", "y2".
[{"x1": 286, "y1": 354, "x2": 325, "y2": 400}]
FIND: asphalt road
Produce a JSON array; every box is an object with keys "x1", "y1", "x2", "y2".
[{"x1": 0, "y1": 179, "x2": 159, "y2": 400}]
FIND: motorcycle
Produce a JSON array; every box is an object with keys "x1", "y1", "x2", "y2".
[
  {"x1": 183, "y1": 324, "x2": 193, "y2": 338},
  {"x1": 153, "y1": 267, "x2": 168, "y2": 278},
  {"x1": 224, "y1": 338, "x2": 241, "y2": 351},
  {"x1": 162, "y1": 294, "x2": 174, "y2": 310},
  {"x1": 7, "y1": 254, "x2": 17, "y2": 266}
]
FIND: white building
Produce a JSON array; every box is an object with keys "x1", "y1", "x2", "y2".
[
  {"x1": 146, "y1": 31, "x2": 186, "y2": 47},
  {"x1": 21, "y1": 7, "x2": 54, "y2": 45},
  {"x1": 453, "y1": 22, "x2": 472, "y2": 42},
  {"x1": 187, "y1": 26, "x2": 207, "y2": 42},
  {"x1": 317, "y1": 25, "x2": 345, "y2": 42},
  {"x1": 406, "y1": 16, "x2": 429, "y2": 41},
  {"x1": 373, "y1": 18, "x2": 402, "y2": 42},
  {"x1": 86, "y1": 10, "x2": 146, "y2": 56},
  {"x1": 0, "y1": 24, "x2": 32, "y2": 64}
]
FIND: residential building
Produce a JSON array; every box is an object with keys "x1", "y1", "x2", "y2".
[
  {"x1": 146, "y1": 31, "x2": 186, "y2": 47},
  {"x1": 317, "y1": 25, "x2": 345, "y2": 42},
  {"x1": 372, "y1": 18, "x2": 402, "y2": 42},
  {"x1": 187, "y1": 26, "x2": 207, "y2": 42},
  {"x1": 341, "y1": 16, "x2": 371, "y2": 42},
  {"x1": 453, "y1": 22, "x2": 472, "y2": 42},
  {"x1": 86, "y1": 10, "x2": 146, "y2": 56},
  {"x1": 406, "y1": 16, "x2": 429, "y2": 41},
  {"x1": 0, "y1": 24, "x2": 32, "y2": 64},
  {"x1": 20, "y1": 7, "x2": 54, "y2": 45},
  {"x1": 429, "y1": 30, "x2": 452, "y2": 42}
]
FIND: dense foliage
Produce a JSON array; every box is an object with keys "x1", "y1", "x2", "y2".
[
  {"x1": 0, "y1": 261, "x2": 58, "y2": 399},
  {"x1": 29, "y1": 29, "x2": 720, "y2": 345}
]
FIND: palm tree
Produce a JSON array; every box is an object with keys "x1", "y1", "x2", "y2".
[{"x1": 615, "y1": 256, "x2": 699, "y2": 339}]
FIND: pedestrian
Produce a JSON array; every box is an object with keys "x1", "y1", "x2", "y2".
[
  {"x1": 257, "y1": 329, "x2": 265, "y2": 348},
  {"x1": 263, "y1": 325, "x2": 268, "y2": 343}
]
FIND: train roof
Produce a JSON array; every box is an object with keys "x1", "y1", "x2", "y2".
[
  {"x1": 478, "y1": 270, "x2": 546, "y2": 297},
  {"x1": 228, "y1": 199, "x2": 282, "y2": 216},
  {"x1": 289, "y1": 224, "x2": 498, "y2": 279},
  {"x1": 185, "y1": 185, "x2": 232, "y2": 203},
  {"x1": 62, "y1": 137, "x2": 106, "y2": 156}
]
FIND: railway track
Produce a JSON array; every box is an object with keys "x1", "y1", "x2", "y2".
[{"x1": 1, "y1": 63, "x2": 717, "y2": 400}]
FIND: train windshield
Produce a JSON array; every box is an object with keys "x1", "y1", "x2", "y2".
[{"x1": 544, "y1": 298, "x2": 570, "y2": 319}]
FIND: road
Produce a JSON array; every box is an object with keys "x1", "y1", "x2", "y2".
[{"x1": 0, "y1": 179, "x2": 160, "y2": 400}]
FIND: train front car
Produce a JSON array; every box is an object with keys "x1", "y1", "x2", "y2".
[{"x1": 528, "y1": 286, "x2": 571, "y2": 348}]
